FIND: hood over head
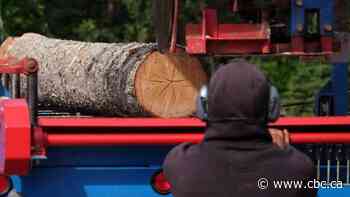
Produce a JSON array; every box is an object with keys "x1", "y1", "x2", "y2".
[{"x1": 204, "y1": 60, "x2": 272, "y2": 145}]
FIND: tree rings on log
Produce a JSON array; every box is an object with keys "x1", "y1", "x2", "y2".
[{"x1": 135, "y1": 51, "x2": 207, "y2": 117}]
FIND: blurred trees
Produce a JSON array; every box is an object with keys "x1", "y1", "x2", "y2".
[
  {"x1": 0, "y1": 0, "x2": 348, "y2": 116},
  {"x1": 251, "y1": 57, "x2": 331, "y2": 116},
  {"x1": 0, "y1": 0, "x2": 154, "y2": 42}
]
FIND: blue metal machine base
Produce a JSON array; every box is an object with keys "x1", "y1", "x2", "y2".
[
  {"x1": 8, "y1": 146, "x2": 350, "y2": 197},
  {"x1": 318, "y1": 187, "x2": 350, "y2": 197},
  {"x1": 11, "y1": 146, "x2": 172, "y2": 197}
]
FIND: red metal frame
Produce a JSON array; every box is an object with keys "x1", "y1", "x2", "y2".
[
  {"x1": 185, "y1": 8, "x2": 335, "y2": 55},
  {"x1": 291, "y1": 36, "x2": 334, "y2": 54},
  {"x1": 186, "y1": 8, "x2": 271, "y2": 54},
  {"x1": 271, "y1": 116, "x2": 350, "y2": 127},
  {"x1": 38, "y1": 116, "x2": 350, "y2": 129},
  {"x1": 44, "y1": 132, "x2": 350, "y2": 146},
  {"x1": 291, "y1": 36, "x2": 305, "y2": 53},
  {"x1": 46, "y1": 133, "x2": 203, "y2": 146},
  {"x1": 0, "y1": 100, "x2": 31, "y2": 175},
  {"x1": 1, "y1": 99, "x2": 350, "y2": 175},
  {"x1": 37, "y1": 116, "x2": 350, "y2": 147},
  {"x1": 291, "y1": 133, "x2": 350, "y2": 144},
  {"x1": 0, "y1": 57, "x2": 38, "y2": 75},
  {"x1": 38, "y1": 117, "x2": 205, "y2": 128}
]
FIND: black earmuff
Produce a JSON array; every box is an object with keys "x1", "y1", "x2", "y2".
[
  {"x1": 196, "y1": 84, "x2": 281, "y2": 123},
  {"x1": 196, "y1": 86, "x2": 208, "y2": 120},
  {"x1": 268, "y1": 85, "x2": 281, "y2": 123}
]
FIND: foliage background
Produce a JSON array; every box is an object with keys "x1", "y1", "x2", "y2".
[{"x1": 0, "y1": 0, "x2": 348, "y2": 116}]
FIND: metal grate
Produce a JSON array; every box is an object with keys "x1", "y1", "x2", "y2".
[{"x1": 299, "y1": 144, "x2": 350, "y2": 184}]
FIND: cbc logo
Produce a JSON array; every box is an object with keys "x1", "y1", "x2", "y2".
[{"x1": 257, "y1": 178, "x2": 269, "y2": 190}]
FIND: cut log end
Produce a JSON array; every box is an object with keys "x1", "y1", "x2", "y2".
[{"x1": 135, "y1": 51, "x2": 207, "y2": 118}]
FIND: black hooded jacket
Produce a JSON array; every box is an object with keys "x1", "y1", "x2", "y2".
[{"x1": 163, "y1": 60, "x2": 317, "y2": 197}]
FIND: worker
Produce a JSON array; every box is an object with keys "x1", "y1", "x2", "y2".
[{"x1": 163, "y1": 60, "x2": 317, "y2": 197}]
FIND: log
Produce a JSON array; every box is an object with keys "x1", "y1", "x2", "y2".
[{"x1": 0, "y1": 33, "x2": 207, "y2": 118}]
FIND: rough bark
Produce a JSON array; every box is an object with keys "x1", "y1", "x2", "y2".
[{"x1": 1, "y1": 33, "x2": 207, "y2": 117}]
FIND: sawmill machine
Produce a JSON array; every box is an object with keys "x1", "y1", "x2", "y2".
[{"x1": 0, "y1": 0, "x2": 348, "y2": 196}]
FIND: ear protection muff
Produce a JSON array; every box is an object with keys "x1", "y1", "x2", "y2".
[
  {"x1": 196, "y1": 85, "x2": 208, "y2": 120},
  {"x1": 268, "y1": 85, "x2": 281, "y2": 123},
  {"x1": 196, "y1": 84, "x2": 281, "y2": 123}
]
